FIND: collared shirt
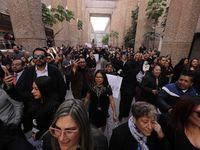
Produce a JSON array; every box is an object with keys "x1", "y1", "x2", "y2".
[
  {"x1": 35, "y1": 63, "x2": 48, "y2": 77},
  {"x1": 14, "y1": 70, "x2": 24, "y2": 84},
  {"x1": 182, "y1": 89, "x2": 188, "y2": 93}
]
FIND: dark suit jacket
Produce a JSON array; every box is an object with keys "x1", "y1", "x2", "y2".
[
  {"x1": 23, "y1": 64, "x2": 67, "y2": 103},
  {"x1": 109, "y1": 122, "x2": 171, "y2": 150},
  {"x1": 15, "y1": 71, "x2": 26, "y2": 95},
  {"x1": 3, "y1": 56, "x2": 18, "y2": 65}
]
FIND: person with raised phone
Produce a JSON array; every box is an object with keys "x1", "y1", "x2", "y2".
[{"x1": 69, "y1": 56, "x2": 94, "y2": 108}]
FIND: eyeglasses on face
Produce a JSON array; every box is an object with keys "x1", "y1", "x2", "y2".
[
  {"x1": 194, "y1": 111, "x2": 200, "y2": 118},
  {"x1": 47, "y1": 58, "x2": 52, "y2": 60},
  {"x1": 33, "y1": 55, "x2": 45, "y2": 59},
  {"x1": 95, "y1": 76, "x2": 103, "y2": 79},
  {"x1": 49, "y1": 127, "x2": 79, "y2": 138}
]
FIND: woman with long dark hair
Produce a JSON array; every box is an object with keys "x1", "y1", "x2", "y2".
[
  {"x1": 86, "y1": 51, "x2": 96, "y2": 73},
  {"x1": 84, "y1": 69, "x2": 117, "y2": 131},
  {"x1": 31, "y1": 76, "x2": 60, "y2": 149},
  {"x1": 184, "y1": 58, "x2": 199, "y2": 74},
  {"x1": 161, "y1": 95, "x2": 200, "y2": 150},
  {"x1": 171, "y1": 58, "x2": 188, "y2": 83},
  {"x1": 139, "y1": 65, "x2": 162, "y2": 106}
]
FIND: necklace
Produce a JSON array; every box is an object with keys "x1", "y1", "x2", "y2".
[
  {"x1": 95, "y1": 85, "x2": 103, "y2": 110},
  {"x1": 95, "y1": 85, "x2": 103, "y2": 98}
]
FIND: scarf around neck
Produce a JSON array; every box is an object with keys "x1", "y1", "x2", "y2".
[{"x1": 128, "y1": 116, "x2": 149, "y2": 150}]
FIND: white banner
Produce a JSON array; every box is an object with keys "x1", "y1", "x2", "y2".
[
  {"x1": 93, "y1": 54, "x2": 99, "y2": 62},
  {"x1": 85, "y1": 43, "x2": 92, "y2": 48},
  {"x1": 106, "y1": 74, "x2": 122, "y2": 98}
]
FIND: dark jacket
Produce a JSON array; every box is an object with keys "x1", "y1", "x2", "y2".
[
  {"x1": 120, "y1": 59, "x2": 143, "y2": 96},
  {"x1": 171, "y1": 64, "x2": 185, "y2": 83},
  {"x1": 193, "y1": 70, "x2": 200, "y2": 95},
  {"x1": 159, "y1": 117, "x2": 199, "y2": 150},
  {"x1": 3, "y1": 56, "x2": 18, "y2": 65},
  {"x1": 0, "y1": 120, "x2": 35, "y2": 150},
  {"x1": 69, "y1": 67, "x2": 94, "y2": 99},
  {"x1": 49, "y1": 60, "x2": 58, "y2": 67},
  {"x1": 109, "y1": 122, "x2": 171, "y2": 150},
  {"x1": 157, "y1": 81, "x2": 197, "y2": 113},
  {"x1": 23, "y1": 64, "x2": 66, "y2": 103},
  {"x1": 111, "y1": 58, "x2": 123, "y2": 72},
  {"x1": 86, "y1": 57, "x2": 96, "y2": 68},
  {"x1": 35, "y1": 94, "x2": 60, "y2": 140},
  {"x1": 139, "y1": 72, "x2": 162, "y2": 106}
]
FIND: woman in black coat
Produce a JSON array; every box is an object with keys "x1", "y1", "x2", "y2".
[
  {"x1": 118, "y1": 58, "x2": 144, "y2": 121},
  {"x1": 109, "y1": 102, "x2": 171, "y2": 150},
  {"x1": 31, "y1": 76, "x2": 60, "y2": 149},
  {"x1": 86, "y1": 51, "x2": 96, "y2": 73},
  {"x1": 171, "y1": 58, "x2": 188, "y2": 83},
  {"x1": 139, "y1": 65, "x2": 162, "y2": 106}
]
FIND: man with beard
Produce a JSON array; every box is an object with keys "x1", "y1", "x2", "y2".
[
  {"x1": 23, "y1": 48, "x2": 66, "y2": 103},
  {"x1": 69, "y1": 56, "x2": 94, "y2": 105}
]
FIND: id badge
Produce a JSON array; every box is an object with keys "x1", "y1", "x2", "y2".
[{"x1": 97, "y1": 106, "x2": 102, "y2": 110}]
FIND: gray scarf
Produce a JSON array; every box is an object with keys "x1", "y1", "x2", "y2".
[{"x1": 128, "y1": 116, "x2": 149, "y2": 150}]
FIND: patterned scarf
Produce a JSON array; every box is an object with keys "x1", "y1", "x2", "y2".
[{"x1": 128, "y1": 116, "x2": 149, "y2": 150}]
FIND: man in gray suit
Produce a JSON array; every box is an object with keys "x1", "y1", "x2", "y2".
[{"x1": 62, "y1": 54, "x2": 73, "y2": 90}]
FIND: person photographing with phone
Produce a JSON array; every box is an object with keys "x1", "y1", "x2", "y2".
[
  {"x1": 69, "y1": 56, "x2": 94, "y2": 108},
  {"x1": 0, "y1": 65, "x2": 23, "y2": 125}
]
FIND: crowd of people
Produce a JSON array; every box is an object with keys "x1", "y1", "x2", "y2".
[{"x1": 0, "y1": 43, "x2": 200, "y2": 150}]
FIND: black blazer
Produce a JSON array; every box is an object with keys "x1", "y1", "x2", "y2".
[
  {"x1": 109, "y1": 122, "x2": 171, "y2": 150},
  {"x1": 14, "y1": 71, "x2": 26, "y2": 95},
  {"x1": 23, "y1": 64, "x2": 67, "y2": 103}
]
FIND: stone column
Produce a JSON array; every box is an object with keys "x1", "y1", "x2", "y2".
[
  {"x1": 160, "y1": 0, "x2": 200, "y2": 65},
  {"x1": 51, "y1": 0, "x2": 69, "y2": 46},
  {"x1": 82, "y1": 3, "x2": 88, "y2": 45},
  {"x1": 109, "y1": 0, "x2": 120, "y2": 46},
  {"x1": 109, "y1": 0, "x2": 138, "y2": 47},
  {"x1": 88, "y1": 13, "x2": 91, "y2": 44},
  {"x1": 67, "y1": 0, "x2": 78, "y2": 47},
  {"x1": 117, "y1": 0, "x2": 126, "y2": 47},
  {"x1": 125, "y1": 0, "x2": 138, "y2": 48},
  {"x1": 134, "y1": 0, "x2": 152, "y2": 51},
  {"x1": 77, "y1": 0, "x2": 83, "y2": 45},
  {"x1": 6, "y1": 0, "x2": 46, "y2": 52}
]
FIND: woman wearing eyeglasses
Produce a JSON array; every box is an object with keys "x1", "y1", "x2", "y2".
[
  {"x1": 84, "y1": 69, "x2": 117, "y2": 131},
  {"x1": 49, "y1": 99, "x2": 93, "y2": 150},
  {"x1": 160, "y1": 95, "x2": 200, "y2": 150}
]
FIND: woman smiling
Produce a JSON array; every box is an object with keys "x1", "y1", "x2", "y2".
[
  {"x1": 49, "y1": 99, "x2": 93, "y2": 150},
  {"x1": 109, "y1": 101, "x2": 171, "y2": 150},
  {"x1": 84, "y1": 69, "x2": 117, "y2": 131}
]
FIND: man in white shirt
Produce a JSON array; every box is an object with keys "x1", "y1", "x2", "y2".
[{"x1": 23, "y1": 48, "x2": 67, "y2": 103}]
